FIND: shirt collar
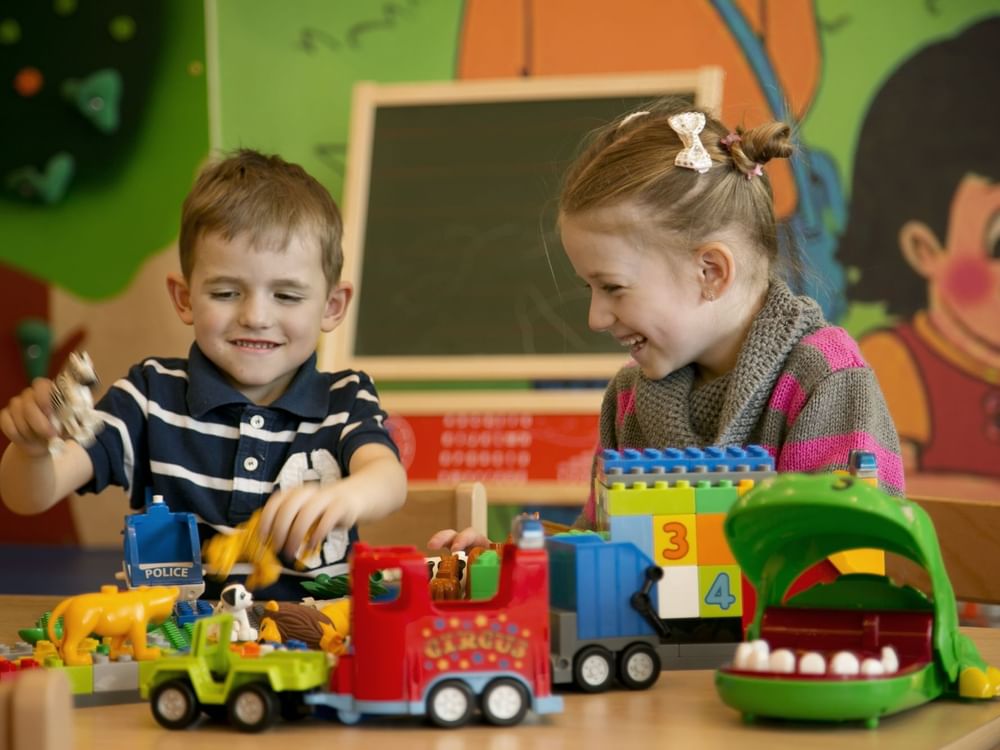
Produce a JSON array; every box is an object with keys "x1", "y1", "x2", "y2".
[{"x1": 186, "y1": 344, "x2": 329, "y2": 419}]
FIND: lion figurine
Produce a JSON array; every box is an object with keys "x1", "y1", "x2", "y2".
[{"x1": 47, "y1": 585, "x2": 179, "y2": 666}]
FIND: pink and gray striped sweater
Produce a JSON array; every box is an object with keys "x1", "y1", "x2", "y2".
[{"x1": 582, "y1": 279, "x2": 903, "y2": 525}]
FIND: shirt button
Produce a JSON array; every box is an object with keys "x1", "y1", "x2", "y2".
[
  {"x1": 249, "y1": 415, "x2": 265, "y2": 429},
  {"x1": 243, "y1": 456, "x2": 259, "y2": 472}
]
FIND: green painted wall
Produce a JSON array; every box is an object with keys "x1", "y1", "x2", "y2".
[{"x1": 213, "y1": 0, "x2": 464, "y2": 202}]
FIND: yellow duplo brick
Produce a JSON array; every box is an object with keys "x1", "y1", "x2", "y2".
[
  {"x1": 650, "y1": 480, "x2": 695, "y2": 515},
  {"x1": 33, "y1": 641, "x2": 57, "y2": 661},
  {"x1": 653, "y1": 514, "x2": 698, "y2": 566},
  {"x1": 737, "y1": 479, "x2": 756, "y2": 496},
  {"x1": 51, "y1": 664, "x2": 93, "y2": 694},
  {"x1": 605, "y1": 481, "x2": 650, "y2": 515},
  {"x1": 607, "y1": 480, "x2": 697, "y2": 516}
]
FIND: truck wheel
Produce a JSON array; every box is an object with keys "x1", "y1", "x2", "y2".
[
  {"x1": 617, "y1": 643, "x2": 661, "y2": 690},
  {"x1": 151, "y1": 679, "x2": 200, "y2": 730},
  {"x1": 573, "y1": 645, "x2": 614, "y2": 692},
  {"x1": 426, "y1": 680, "x2": 475, "y2": 728},
  {"x1": 336, "y1": 709, "x2": 362, "y2": 725},
  {"x1": 227, "y1": 683, "x2": 279, "y2": 733},
  {"x1": 481, "y1": 678, "x2": 529, "y2": 726}
]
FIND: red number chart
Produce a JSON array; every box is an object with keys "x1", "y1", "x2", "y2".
[{"x1": 386, "y1": 412, "x2": 599, "y2": 484}]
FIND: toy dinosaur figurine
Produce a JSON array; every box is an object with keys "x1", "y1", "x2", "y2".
[
  {"x1": 201, "y1": 509, "x2": 282, "y2": 591},
  {"x1": 49, "y1": 350, "x2": 103, "y2": 452}
]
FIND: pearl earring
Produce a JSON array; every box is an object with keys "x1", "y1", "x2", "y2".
[{"x1": 704, "y1": 288, "x2": 715, "y2": 301}]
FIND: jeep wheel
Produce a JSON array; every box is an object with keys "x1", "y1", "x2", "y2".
[
  {"x1": 151, "y1": 679, "x2": 200, "y2": 730},
  {"x1": 227, "y1": 683, "x2": 279, "y2": 733}
]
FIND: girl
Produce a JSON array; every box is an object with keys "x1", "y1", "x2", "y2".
[{"x1": 431, "y1": 98, "x2": 901, "y2": 550}]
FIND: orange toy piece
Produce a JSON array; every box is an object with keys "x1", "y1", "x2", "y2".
[
  {"x1": 317, "y1": 598, "x2": 352, "y2": 656},
  {"x1": 47, "y1": 585, "x2": 178, "y2": 667},
  {"x1": 201, "y1": 509, "x2": 282, "y2": 591}
]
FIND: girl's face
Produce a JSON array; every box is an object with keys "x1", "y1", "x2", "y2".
[{"x1": 560, "y1": 205, "x2": 718, "y2": 381}]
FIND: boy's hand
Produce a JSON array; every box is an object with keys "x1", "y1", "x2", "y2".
[
  {"x1": 427, "y1": 526, "x2": 492, "y2": 553},
  {"x1": 0, "y1": 379, "x2": 58, "y2": 457},
  {"x1": 258, "y1": 483, "x2": 359, "y2": 562}
]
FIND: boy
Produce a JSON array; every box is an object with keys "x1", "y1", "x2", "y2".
[{"x1": 0, "y1": 150, "x2": 407, "y2": 599}]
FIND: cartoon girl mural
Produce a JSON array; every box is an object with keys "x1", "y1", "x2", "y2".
[{"x1": 838, "y1": 18, "x2": 1000, "y2": 500}]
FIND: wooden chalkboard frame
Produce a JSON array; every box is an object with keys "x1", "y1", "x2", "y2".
[{"x1": 319, "y1": 69, "x2": 723, "y2": 382}]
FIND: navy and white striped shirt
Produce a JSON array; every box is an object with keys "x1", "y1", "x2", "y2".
[{"x1": 80, "y1": 344, "x2": 398, "y2": 598}]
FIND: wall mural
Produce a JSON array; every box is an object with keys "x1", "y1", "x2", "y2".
[
  {"x1": 0, "y1": 0, "x2": 208, "y2": 543},
  {"x1": 838, "y1": 18, "x2": 1000, "y2": 501},
  {"x1": 213, "y1": 0, "x2": 1000, "y2": 529},
  {"x1": 1, "y1": 0, "x2": 996, "y2": 543}
]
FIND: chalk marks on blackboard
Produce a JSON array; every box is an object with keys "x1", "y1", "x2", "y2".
[
  {"x1": 297, "y1": 0, "x2": 423, "y2": 54},
  {"x1": 515, "y1": 284, "x2": 593, "y2": 354}
]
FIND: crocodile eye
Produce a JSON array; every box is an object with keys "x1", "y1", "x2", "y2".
[{"x1": 832, "y1": 477, "x2": 854, "y2": 491}]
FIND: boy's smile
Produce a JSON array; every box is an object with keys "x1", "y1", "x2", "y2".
[{"x1": 168, "y1": 230, "x2": 351, "y2": 405}]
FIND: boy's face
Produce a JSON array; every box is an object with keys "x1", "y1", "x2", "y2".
[{"x1": 167, "y1": 230, "x2": 351, "y2": 405}]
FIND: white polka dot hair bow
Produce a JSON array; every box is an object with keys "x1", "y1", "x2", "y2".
[{"x1": 668, "y1": 112, "x2": 712, "y2": 174}]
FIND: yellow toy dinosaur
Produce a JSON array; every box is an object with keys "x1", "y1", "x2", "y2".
[{"x1": 201, "y1": 509, "x2": 282, "y2": 591}]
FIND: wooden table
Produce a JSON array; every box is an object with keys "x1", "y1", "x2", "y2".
[{"x1": 5, "y1": 595, "x2": 1000, "y2": 749}]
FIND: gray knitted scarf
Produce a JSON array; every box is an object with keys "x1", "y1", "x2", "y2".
[{"x1": 624, "y1": 279, "x2": 827, "y2": 448}]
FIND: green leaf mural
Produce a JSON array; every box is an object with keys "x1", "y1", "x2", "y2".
[{"x1": 0, "y1": 0, "x2": 209, "y2": 299}]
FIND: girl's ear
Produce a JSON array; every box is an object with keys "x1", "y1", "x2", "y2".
[
  {"x1": 899, "y1": 220, "x2": 944, "y2": 279},
  {"x1": 166, "y1": 273, "x2": 194, "y2": 325},
  {"x1": 321, "y1": 281, "x2": 354, "y2": 333},
  {"x1": 694, "y1": 242, "x2": 736, "y2": 300}
]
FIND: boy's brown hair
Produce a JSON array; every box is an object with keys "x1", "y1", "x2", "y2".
[{"x1": 179, "y1": 149, "x2": 343, "y2": 287}]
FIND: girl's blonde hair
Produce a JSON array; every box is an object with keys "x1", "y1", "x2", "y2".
[{"x1": 560, "y1": 97, "x2": 797, "y2": 276}]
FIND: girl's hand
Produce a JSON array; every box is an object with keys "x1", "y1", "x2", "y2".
[
  {"x1": 427, "y1": 526, "x2": 492, "y2": 552},
  {"x1": 259, "y1": 483, "x2": 360, "y2": 561},
  {"x1": 0, "y1": 379, "x2": 58, "y2": 458}
]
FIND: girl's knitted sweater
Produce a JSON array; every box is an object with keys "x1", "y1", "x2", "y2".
[{"x1": 582, "y1": 279, "x2": 903, "y2": 524}]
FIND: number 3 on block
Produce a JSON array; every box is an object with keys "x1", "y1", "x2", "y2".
[{"x1": 659, "y1": 521, "x2": 689, "y2": 561}]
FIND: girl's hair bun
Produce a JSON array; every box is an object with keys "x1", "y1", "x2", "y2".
[{"x1": 726, "y1": 121, "x2": 794, "y2": 178}]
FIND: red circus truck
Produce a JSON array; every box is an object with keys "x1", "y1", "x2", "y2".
[{"x1": 305, "y1": 537, "x2": 563, "y2": 728}]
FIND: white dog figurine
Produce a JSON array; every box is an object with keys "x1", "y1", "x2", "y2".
[
  {"x1": 49, "y1": 351, "x2": 103, "y2": 453},
  {"x1": 215, "y1": 583, "x2": 258, "y2": 642}
]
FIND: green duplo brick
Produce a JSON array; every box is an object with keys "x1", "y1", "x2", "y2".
[
  {"x1": 54, "y1": 664, "x2": 93, "y2": 694},
  {"x1": 694, "y1": 480, "x2": 739, "y2": 513},
  {"x1": 605, "y1": 481, "x2": 695, "y2": 515},
  {"x1": 469, "y1": 550, "x2": 501, "y2": 600}
]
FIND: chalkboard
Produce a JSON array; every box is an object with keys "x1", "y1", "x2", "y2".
[{"x1": 320, "y1": 70, "x2": 723, "y2": 380}]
